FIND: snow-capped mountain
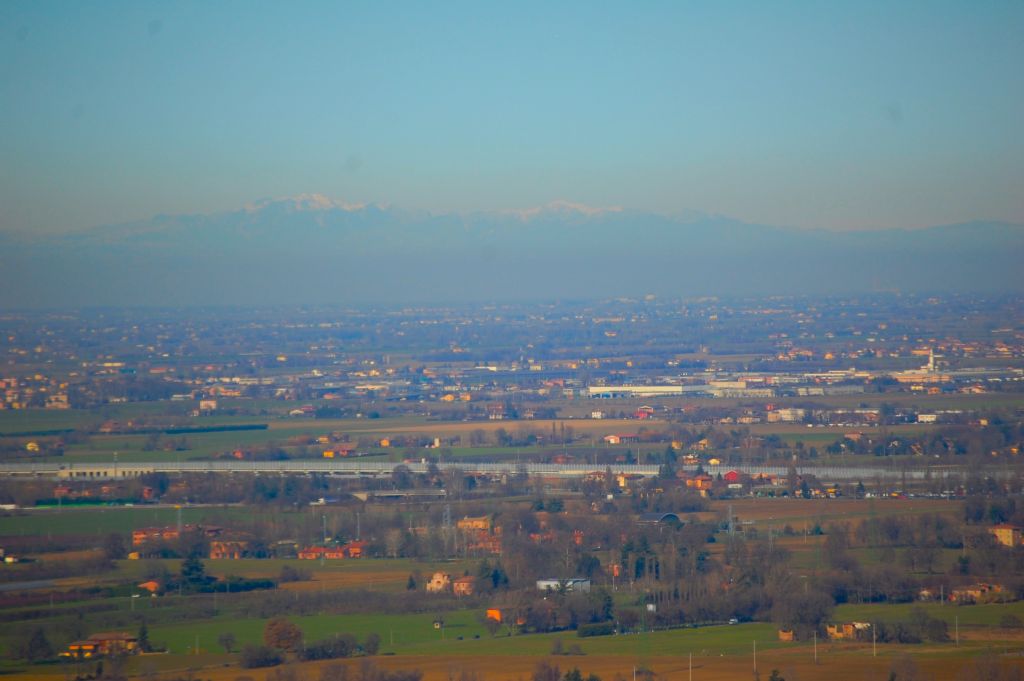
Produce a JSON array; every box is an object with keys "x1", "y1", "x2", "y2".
[{"x1": 1, "y1": 197, "x2": 1021, "y2": 307}]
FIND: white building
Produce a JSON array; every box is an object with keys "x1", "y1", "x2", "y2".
[{"x1": 536, "y1": 578, "x2": 591, "y2": 593}]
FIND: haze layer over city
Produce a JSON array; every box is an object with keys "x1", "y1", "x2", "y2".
[{"x1": 1, "y1": 3, "x2": 1023, "y2": 681}]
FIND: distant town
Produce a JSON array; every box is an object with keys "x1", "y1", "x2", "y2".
[{"x1": 1, "y1": 294, "x2": 1023, "y2": 681}]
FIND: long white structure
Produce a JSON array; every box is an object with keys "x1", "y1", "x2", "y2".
[
  {"x1": 0, "y1": 459, "x2": 951, "y2": 481},
  {"x1": 587, "y1": 385, "x2": 687, "y2": 397}
]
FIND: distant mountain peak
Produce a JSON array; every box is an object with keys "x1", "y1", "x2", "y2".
[
  {"x1": 243, "y1": 193, "x2": 369, "y2": 213},
  {"x1": 506, "y1": 199, "x2": 624, "y2": 221}
]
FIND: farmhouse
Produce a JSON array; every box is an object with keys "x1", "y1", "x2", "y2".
[
  {"x1": 426, "y1": 572, "x2": 452, "y2": 593},
  {"x1": 298, "y1": 546, "x2": 346, "y2": 560},
  {"x1": 298, "y1": 541, "x2": 365, "y2": 560},
  {"x1": 132, "y1": 524, "x2": 222, "y2": 546},
  {"x1": 685, "y1": 474, "x2": 714, "y2": 491},
  {"x1": 457, "y1": 516, "x2": 491, "y2": 531},
  {"x1": 323, "y1": 443, "x2": 357, "y2": 458},
  {"x1": 132, "y1": 526, "x2": 182, "y2": 546},
  {"x1": 826, "y1": 622, "x2": 871, "y2": 640},
  {"x1": 453, "y1": 575, "x2": 476, "y2": 596},
  {"x1": 343, "y1": 540, "x2": 367, "y2": 558},
  {"x1": 950, "y1": 583, "x2": 1006, "y2": 604},
  {"x1": 61, "y1": 632, "x2": 138, "y2": 659},
  {"x1": 603, "y1": 434, "x2": 638, "y2": 445}
]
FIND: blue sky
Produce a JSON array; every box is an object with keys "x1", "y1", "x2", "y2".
[{"x1": 2, "y1": 0, "x2": 1022, "y2": 233}]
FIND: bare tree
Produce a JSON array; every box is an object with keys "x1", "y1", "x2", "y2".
[{"x1": 217, "y1": 632, "x2": 236, "y2": 653}]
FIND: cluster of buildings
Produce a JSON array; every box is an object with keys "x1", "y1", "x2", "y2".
[
  {"x1": 425, "y1": 572, "x2": 476, "y2": 595},
  {"x1": 130, "y1": 524, "x2": 223, "y2": 548},
  {"x1": 129, "y1": 521, "x2": 372, "y2": 561},
  {"x1": 60, "y1": 632, "x2": 138, "y2": 659},
  {"x1": 4, "y1": 313, "x2": 1022, "y2": 416},
  {"x1": 2, "y1": 297, "x2": 1023, "y2": 415},
  {"x1": 778, "y1": 622, "x2": 872, "y2": 642},
  {"x1": 297, "y1": 541, "x2": 366, "y2": 560},
  {"x1": 0, "y1": 376, "x2": 69, "y2": 410},
  {"x1": 454, "y1": 515, "x2": 503, "y2": 555}
]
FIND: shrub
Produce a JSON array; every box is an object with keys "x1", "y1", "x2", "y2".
[
  {"x1": 239, "y1": 644, "x2": 282, "y2": 669},
  {"x1": 279, "y1": 566, "x2": 310, "y2": 583},
  {"x1": 363, "y1": 632, "x2": 381, "y2": 656},
  {"x1": 578, "y1": 622, "x2": 615, "y2": 638},
  {"x1": 300, "y1": 634, "x2": 358, "y2": 661},
  {"x1": 264, "y1": 617, "x2": 303, "y2": 652},
  {"x1": 1000, "y1": 614, "x2": 1022, "y2": 629}
]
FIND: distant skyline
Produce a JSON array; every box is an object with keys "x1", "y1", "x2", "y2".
[{"x1": 2, "y1": 1, "x2": 1023, "y2": 234}]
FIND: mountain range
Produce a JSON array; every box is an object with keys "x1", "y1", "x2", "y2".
[{"x1": 2, "y1": 195, "x2": 1021, "y2": 307}]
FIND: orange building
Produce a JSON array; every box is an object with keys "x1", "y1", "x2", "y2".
[
  {"x1": 297, "y1": 541, "x2": 366, "y2": 560},
  {"x1": 989, "y1": 524, "x2": 1022, "y2": 548},
  {"x1": 343, "y1": 541, "x2": 366, "y2": 558},
  {"x1": 453, "y1": 576, "x2": 476, "y2": 596},
  {"x1": 132, "y1": 526, "x2": 181, "y2": 546},
  {"x1": 209, "y1": 540, "x2": 248, "y2": 559},
  {"x1": 457, "y1": 516, "x2": 491, "y2": 531},
  {"x1": 685, "y1": 475, "x2": 714, "y2": 491},
  {"x1": 62, "y1": 632, "x2": 138, "y2": 659},
  {"x1": 298, "y1": 546, "x2": 347, "y2": 560}
]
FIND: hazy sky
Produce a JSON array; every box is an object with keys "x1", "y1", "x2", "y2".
[{"x1": 2, "y1": 1, "x2": 1022, "y2": 234}]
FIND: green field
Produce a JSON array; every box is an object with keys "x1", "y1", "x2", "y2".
[
  {"x1": 0, "y1": 410, "x2": 94, "y2": 434},
  {"x1": 152, "y1": 603, "x2": 1024, "y2": 662},
  {"x1": 150, "y1": 610, "x2": 788, "y2": 658},
  {"x1": 0, "y1": 506, "x2": 247, "y2": 537},
  {"x1": 836, "y1": 600, "x2": 1024, "y2": 627}
]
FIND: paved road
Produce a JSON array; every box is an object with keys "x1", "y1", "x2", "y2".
[{"x1": 0, "y1": 579, "x2": 56, "y2": 592}]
